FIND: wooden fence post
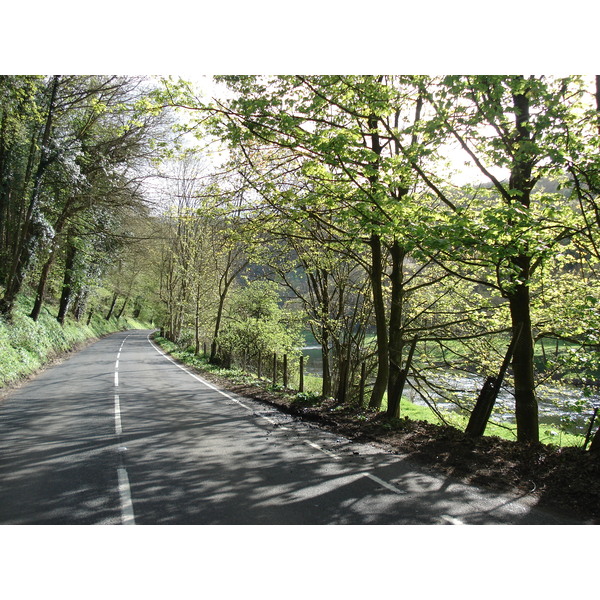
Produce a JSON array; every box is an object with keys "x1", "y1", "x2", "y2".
[
  {"x1": 283, "y1": 354, "x2": 288, "y2": 388},
  {"x1": 299, "y1": 355, "x2": 304, "y2": 393}
]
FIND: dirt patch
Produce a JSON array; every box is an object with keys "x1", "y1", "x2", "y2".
[{"x1": 197, "y1": 369, "x2": 600, "y2": 524}]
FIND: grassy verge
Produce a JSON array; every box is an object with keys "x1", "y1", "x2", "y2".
[
  {"x1": 397, "y1": 401, "x2": 584, "y2": 447},
  {"x1": 0, "y1": 294, "x2": 151, "y2": 389},
  {"x1": 153, "y1": 335, "x2": 587, "y2": 449}
]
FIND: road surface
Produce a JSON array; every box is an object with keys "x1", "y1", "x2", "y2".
[{"x1": 0, "y1": 329, "x2": 581, "y2": 524}]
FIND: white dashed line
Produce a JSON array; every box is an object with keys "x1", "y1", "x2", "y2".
[
  {"x1": 117, "y1": 467, "x2": 136, "y2": 525},
  {"x1": 114, "y1": 394, "x2": 122, "y2": 435}
]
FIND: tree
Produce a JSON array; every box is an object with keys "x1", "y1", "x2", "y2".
[
  {"x1": 216, "y1": 280, "x2": 303, "y2": 368},
  {"x1": 414, "y1": 75, "x2": 593, "y2": 442},
  {"x1": 0, "y1": 75, "x2": 172, "y2": 322},
  {"x1": 199, "y1": 75, "x2": 449, "y2": 411}
]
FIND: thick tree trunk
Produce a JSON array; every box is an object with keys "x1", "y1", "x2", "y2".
[
  {"x1": 386, "y1": 240, "x2": 406, "y2": 416},
  {"x1": 30, "y1": 209, "x2": 69, "y2": 321},
  {"x1": 30, "y1": 253, "x2": 54, "y2": 322},
  {"x1": 507, "y1": 85, "x2": 539, "y2": 442},
  {"x1": 72, "y1": 287, "x2": 88, "y2": 321},
  {"x1": 335, "y1": 336, "x2": 353, "y2": 404},
  {"x1": 368, "y1": 233, "x2": 389, "y2": 410},
  {"x1": 210, "y1": 290, "x2": 227, "y2": 363},
  {"x1": 116, "y1": 297, "x2": 129, "y2": 319},
  {"x1": 388, "y1": 338, "x2": 418, "y2": 419},
  {"x1": 105, "y1": 292, "x2": 118, "y2": 320},
  {"x1": 57, "y1": 239, "x2": 77, "y2": 325},
  {"x1": 508, "y1": 259, "x2": 539, "y2": 442}
]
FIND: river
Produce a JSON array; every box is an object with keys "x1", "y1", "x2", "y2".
[{"x1": 301, "y1": 346, "x2": 600, "y2": 435}]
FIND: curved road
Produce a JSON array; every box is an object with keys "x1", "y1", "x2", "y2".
[{"x1": 0, "y1": 330, "x2": 580, "y2": 524}]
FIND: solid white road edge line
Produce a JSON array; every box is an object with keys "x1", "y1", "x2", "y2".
[
  {"x1": 303, "y1": 440, "x2": 341, "y2": 460},
  {"x1": 147, "y1": 334, "x2": 419, "y2": 506},
  {"x1": 147, "y1": 335, "x2": 253, "y2": 411},
  {"x1": 117, "y1": 467, "x2": 136, "y2": 525}
]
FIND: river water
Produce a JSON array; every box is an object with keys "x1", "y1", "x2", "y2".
[{"x1": 301, "y1": 346, "x2": 600, "y2": 435}]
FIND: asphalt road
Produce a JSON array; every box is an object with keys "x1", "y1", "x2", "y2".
[{"x1": 0, "y1": 329, "x2": 582, "y2": 525}]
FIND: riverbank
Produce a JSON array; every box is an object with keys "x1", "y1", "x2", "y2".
[{"x1": 153, "y1": 335, "x2": 600, "y2": 523}]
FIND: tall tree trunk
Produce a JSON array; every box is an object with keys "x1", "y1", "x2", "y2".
[
  {"x1": 368, "y1": 233, "x2": 389, "y2": 409},
  {"x1": 0, "y1": 76, "x2": 60, "y2": 318},
  {"x1": 366, "y1": 105, "x2": 388, "y2": 410},
  {"x1": 30, "y1": 207, "x2": 70, "y2": 321},
  {"x1": 210, "y1": 287, "x2": 228, "y2": 363},
  {"x1": 194, "y1": 280, "x2": 202, "y2": 355},
  {"x1": 105, "y1": 292, "x2": 118, "y2": 320},
  {"x1": 386, "y1": 239, "x2": 406, "y2": 416},
  {"x1": 508, "y1": 83, "x2": 539, "y2": 443},
  {"x1": 508, "y1": 258, "x2": 539, "y2": 442},
  {"x1": 29, "y1": 250, "x2": 55, "y2": 322},
  {"x1": 57, "y1": 237, "x2": 77, "y2": 325},
  {"x1": 72, "y1": 287, "x2": 89, "y2": 321},
  {"x1": 116, "y1": 297, "x2": 129, "y2": 319},
  {"x1": 319, "y1": 269, "x2": 333, "y2": 397}
]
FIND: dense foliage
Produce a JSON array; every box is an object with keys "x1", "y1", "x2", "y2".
[
  {"x1": 0, "y1": 75, "x2": 172, "y2": 328},
  {"x1": 164, "y1": 75, "x2": 600, "y2": 445},
  {"x1": 3, "y1": 74, "x2": 600, "y2": 449}
]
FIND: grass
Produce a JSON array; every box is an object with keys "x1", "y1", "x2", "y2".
[
  {"x1": 0, "y1": 294, "x2": 151, "y2": 388},
  {"x1": 382, "y1": 394, "x2": 586, "y2": 448},
  {"x1": 154, "y1": 337, "x2": 326, "y2": 399}
]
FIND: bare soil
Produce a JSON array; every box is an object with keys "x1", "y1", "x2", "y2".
[{"x1": 198, "y1": 370, "x2": 600, "y2": 524}]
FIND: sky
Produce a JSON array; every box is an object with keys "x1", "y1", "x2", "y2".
[{"x1": 5, "y1": 2, "x2": 600, "y2": 75}]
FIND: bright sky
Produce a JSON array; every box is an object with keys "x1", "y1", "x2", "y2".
[{"x1": 6, "y1": 2, "x2": 600, "y2": 74}]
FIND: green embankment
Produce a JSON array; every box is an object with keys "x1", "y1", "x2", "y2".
[{"x1": 0, "y1": 295, "x2": 150, "y2": 389}]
